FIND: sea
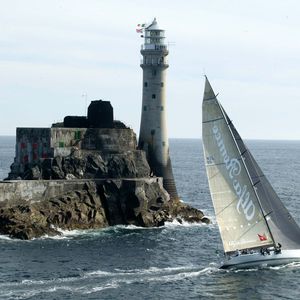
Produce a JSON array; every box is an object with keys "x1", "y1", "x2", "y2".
[{"x1": 0, "y1": 137, "x2": 300, "y2": 299}]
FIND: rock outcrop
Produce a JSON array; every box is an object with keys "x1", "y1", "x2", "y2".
[
  {"x1": 0, "y1": 182, "x2": 108, "y2": 239},
  {"x1": 7, "y1": 149, "x2": 150, "y2": 181},
  {"x1": 0, "y1": 179, "x2": 209, "y2": 240},
  {"x1": 1, "y1": 117, "x2": 209, "y2": 239}
]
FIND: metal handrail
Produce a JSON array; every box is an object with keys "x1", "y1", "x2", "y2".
[{"x1": 141, "y1": 44, "x2": 168, "y2": 51}]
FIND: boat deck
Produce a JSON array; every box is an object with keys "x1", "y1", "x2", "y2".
[{"x1": 221, "y1": 249, "x2": 300, "y2": 269}]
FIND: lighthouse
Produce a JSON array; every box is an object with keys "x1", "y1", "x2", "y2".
[{"x1": 138, "y1": 18, "x2": 178, "y2": 200}]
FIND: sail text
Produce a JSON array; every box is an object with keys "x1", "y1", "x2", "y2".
[{"x1": 212, "y1": 124, "x2": 255, "y2": 221}]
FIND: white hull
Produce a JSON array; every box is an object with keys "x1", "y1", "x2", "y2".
[{"x1": 221, "y1": 249, "x2": 300, "y2": 269}]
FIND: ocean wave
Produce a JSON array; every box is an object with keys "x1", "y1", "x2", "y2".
[
  {"x1": 0, "y1": 265, "x2": 221, "y2": 299},
  {"x1": 0, "y1": 234, "x2": 13, "y2": 241},
  {"x1": 145, "y1": 267, "x2": 219, "y2": 282},
  {"x1": 87, "y1": 265, "x2": 199, "y2": 278},
  {"x1": 1, "y1": 282, "x2": 120, "y2": 299},
  {"x1": 227, "y1": 260, "x2": 300, "y2": 273},
  {"x1": 269, "y1": 261, "x2": 300, "y2": 270},
  {"x1": 81, "y1": 266, "x2": 197, "y2": 283},
  {"x1": 40, "y1": 228, "x2": 97, "y2": 240},
  {"x1": 82, "y1": 265, "x2": 221, "y2": 295},
  {"x1": 83, "y1": 282, "x2": 120, "y2": 294},
  {"x1": 35, "y1": 225, "x2": 159, "y2": 241},
  {"x1": 164, "y1": 218, "x2": 214, "y2": 228},
  {"x1": 2, "y1": 284, "x2": 88, "y2": 300},
  {"x1": 0, "y1": 264, "x2": 218, "y2": 288},
  {"x1": 0, "y1": 274, "x2": 81, "y2": 288},
  {"x1": 38, "y1": 220, "x2": 216, "y2": 240},
  {"x1": 0, "y1": 217, "x2": 216, "y2": 243},
  {"x1": 37, "y1": 227, "x2": 113, "y2": 240},
  {"x1": 84, "y1": 264, "x2": 221, "y2": 283}
]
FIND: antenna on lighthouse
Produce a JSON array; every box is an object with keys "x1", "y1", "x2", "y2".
[{"x1": 81, "y1": 92, "x2": 88, "y2": 114}]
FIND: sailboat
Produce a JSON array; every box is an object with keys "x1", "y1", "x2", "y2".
[{"x1": 202, "y1": 76, "x2": 300, "y2": 269}]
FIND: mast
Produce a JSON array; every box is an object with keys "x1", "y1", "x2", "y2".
[{"x1": 217, "y1": 102, "x2": 276, "y2": 248}]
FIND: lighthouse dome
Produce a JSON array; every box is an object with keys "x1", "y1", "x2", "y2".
[{"x1": 146, "y1": 18, "x2": 161, "y2": 31}]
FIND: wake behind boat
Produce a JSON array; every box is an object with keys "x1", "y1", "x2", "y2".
[{"x1": 202, "y1": 77, "x2": 300, "y2": 269}]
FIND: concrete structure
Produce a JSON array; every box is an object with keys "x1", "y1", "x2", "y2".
[
  {"x1": 138, "y1": 18, "x2": 178, "y2": 199},
  {"x1": 12, "y1": 127, "x2": 138, "y2": 175},
  {"x1": 88, "y1": 100, "x2": 113, "y2": 128}
]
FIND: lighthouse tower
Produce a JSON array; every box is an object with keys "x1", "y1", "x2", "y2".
[{"x1": 138, "y1": 18, "x2": 178, "y2": 200}]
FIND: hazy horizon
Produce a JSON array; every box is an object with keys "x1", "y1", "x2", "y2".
[{"x1": 1, "y1": 135, "x2": 300, "y2": 142}]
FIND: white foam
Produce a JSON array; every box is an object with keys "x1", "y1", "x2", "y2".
[
  {"x1": 232, "y1": 268, "x2": 259, "y2": 273},
  {"x1": 84, "y1": 270, "x2": 116, "y2": 278},
  {"x1": 3, "y1": 285, "x2": 82, "y2": 299},
  {"x1": 0, "y1": 234, "x2": 13, "y2": 241},
  {"x1": 269, "y1": 261, "x2": 300, "y2": 270},
  {"x1": 208, "y1": 215, "x2": 217, "y2": 225},
  {"x1": 147, "y1": 267, "x2": 218, "y2": 282},
  {"x1": 83, "y1": 282, "x2": 120, "y2": 294},
  {"x1": 1, "y1": 265, "x2": 216, "y2": 290},
  {"x1": 16, "y1": 215, "x2": 218, "y2": 241},
  {"x1": 39, "y1": 224, "x2": 156, "y2": 240},
  {"x1": 0, "y1": 274, "x2": 83, "y2": 288},
  {"x1": 85, "y1": 265, "x2": 219, "y2": 282},
  {"x1": 164, "y1": 219, "x2": 208, "y2": 228},
  {"x1": 20, "y1": 275, "x2": 81, "y2": 286},
  {"x1": 56, "y1": 228, "x2": 91, "y2": 237},
  {"x1": 42, "y1": 217, "x2": 217, "y2": 240},
  {"x1": 228, "y1": 261, "x2": 300, "y2": 273},
  {"x1": 113, "y1": 265, "x2": 196, "y2": 276},
  {"x1": 21, "y1": 279, "x2": 47, "y2": 285},
  {"x1": 38, "y1": 234, "x2": 68, "y2": 240},
  {"x1": 81, "y1": 265, "x2": 221, "y2": 290},
  {"x1": 39, "y1": 227, "x2": 102, "y2": 240}
]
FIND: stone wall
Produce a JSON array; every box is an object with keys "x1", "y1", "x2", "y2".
[
  {"x1": 10, "y1": 127, "x2": 138, "y2": 178},
  {"x1": 79, "y1": 128, "x2": 137, "y2": 152},
  {"x1": 51, "y1": 128, "x2": 137, "y2": 153},
  {"x1": 15, "y1": 128, "x2": 52, "y2": 172}
]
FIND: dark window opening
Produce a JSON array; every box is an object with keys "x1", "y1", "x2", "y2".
[
  {"x1": 161, "y1": 82, "x2": 164, "y2": 87},
  {"x1": 144, "y1": 82, "x2": 148, "y2": 87},
  {"x1": 143, "y1": 106, "x2": 147, "y2": 111},
  {"x1": 152, "y1": 94, "x2": 156, "y2": 99},
  {"x1": 152, "y1": 69, "x2": 157, "y2": 76}
]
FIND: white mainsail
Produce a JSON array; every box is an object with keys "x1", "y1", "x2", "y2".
[{"x1": 202, "y1": 77, "x2": 275, "y2": 253}]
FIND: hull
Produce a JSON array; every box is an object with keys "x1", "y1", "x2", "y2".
[{"x1": 221, "y1": 249, "x2": 300, "y2": 269}]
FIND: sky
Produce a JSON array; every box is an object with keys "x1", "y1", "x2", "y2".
[{"x1": 1, "y1": 0, "x2": 300, "y2": 139}]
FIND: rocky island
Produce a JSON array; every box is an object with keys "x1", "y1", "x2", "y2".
[{"x1": 0, "y1": 100, "x2": 209, "y2": 239}]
